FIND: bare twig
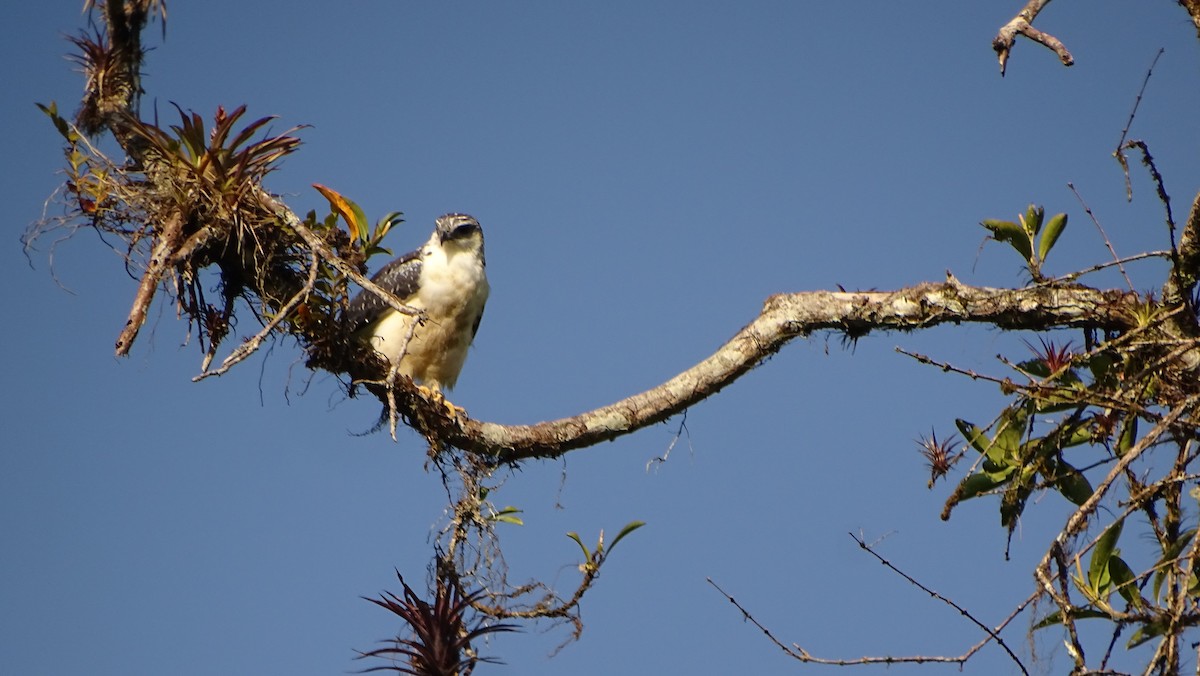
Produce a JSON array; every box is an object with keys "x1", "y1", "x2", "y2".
[
  {"x1": 1115, "y1": 48, "x2": 1166, "y2": 178},
  {"x1": 1122, "y1": 141, "x2": 1177, "y2": 246},
  {"x1": 708, "y1": 565, "x2": 1032, "y2": 672},
  {"x1": 1068, "y1": 182, "x2": 1135, "y2": 291},
  {"x1": 646, "y1": 410, "x2": 691, "y2": 470},
  {"x1": 1055, "y1": 251, "x2": 1170, "y2": 284},
  {"x1": 850, "y1": 532, "x2": 1029, "y2": 674}
]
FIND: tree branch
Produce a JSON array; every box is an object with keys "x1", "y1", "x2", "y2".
[
  {"x1": 993, "y1": 0, "x2": 1073, "y2": 76},
  {"x1": 115, "y1": 209, "x2": 181, "y2": 355},
  {"x1": 438, "y1": 276, "x2": 1139, "y2": 462},
  {"x1": 1180, "y1": 0, "x2": 1200, "y2": 39}
]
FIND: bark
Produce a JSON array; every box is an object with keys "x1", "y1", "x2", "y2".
[
  {"x1": 993, "y1": 0, "x2": 1072, "y2": 76},
  {"x1": 442, "y1": 277, "x2": 1139, "y2": 462}
]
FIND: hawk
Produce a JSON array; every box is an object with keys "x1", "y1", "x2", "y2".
[{"x1": 345, "y1": 213, "x2": 489, "y2": 409}]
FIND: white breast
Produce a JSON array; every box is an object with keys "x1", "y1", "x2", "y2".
[{"x1": 364, "y1": 237, "x2": 488, "y2": 390}]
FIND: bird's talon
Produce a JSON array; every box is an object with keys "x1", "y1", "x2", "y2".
[
  {"x1": 444, "y1": 400, "x2": 466, "y2": 420},
  {"x1": 415, "y1": 384, "x2": 465, "y2": 420}
]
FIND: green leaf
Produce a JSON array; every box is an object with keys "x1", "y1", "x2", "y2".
[
  {"x1": 1128, "y1": 620, "x2": 1167, "y2": 649},
  {"x1": 981, "y1": 218, "x2": 1033, "y2": 262},
  {"x1": 1055, "y1": 461, "x2": 1093, "y2": 506},
  {"x1": 349, "y1": 202, "x2": 369, "y2": 242},
  {"x1": 1108, "y1": 555, "x2": 1143, "y2": 610},
  {"x1": 1088, "y1": 352, "x2": 1115, "y2": 383},
  {"x1": 608, "y1": 521, "x2": 646, "y2": 554},
  {"x1": 955, "y1": 419, "x2": 991, "y2": 455},
  {"x1": 1089, "y1": 519, "x2": 1124, "y2": 595},
  {"x1": 1033, "y1": 608, "x2": 1110, "y2": 630},
  {"x1": 984, "y1": 464, "x2": 1016, "y2": 483},
  {"x1": 1021, "y1": 204, "x2": 1045, "y2": 237},
  {"x1": 37, "y1": 101, "x2": 77, "y2": 142},
  {"x1": 491, "y1": 506, "x2": 524, "y2": 526},
  {"x1": 994, "y1": 407, "x2": 1027, "y2": 460},
  {"x1": 1034, "y1": 397, "x2": 1085, "y2": 415},
  {"x1": 1152, "y1": 528, "x2": 1197, "y2": 602},
  {"x1": 1162, "y1": 528, "x2": 1197, "y2": 563},
  {"x1": 1116, "y1": 415, "x2": 1138, "y2": 457},
  {"x1": 1038, "y1": 212, "x2": 1068, "y2": 263},
  {"x1": 1014, "y1": 358, "x2": 1050, "y2": 379},
  {"x1": 373, "y1": 211, "x2": 405, "y2": 243},
  {"x1": 1036, "y1": 416, "x2": 1093, "y2": 453},
  {"x1": 955, "y1": 472, "x2": 1004, "y2": 501},
  {"x1": 566, "y1": 531, "x2": 590, "y2": 559}
]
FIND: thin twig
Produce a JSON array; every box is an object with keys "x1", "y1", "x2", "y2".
[
  {"x1": 1055, "y1": 251, "x2": 1170, "y2": 284},
  {"x1": 646, "y1": 410, "x2": 691, "y2": 470},
  {"x1": 1068, "y1": 182, "x2": 1135, "y2": 291},
  {"x1": 1122, "y1": 141, "x2": 1178, "y2": 250},
  {"x1": 193, "y1": 250, "x2": 321, "y2": 381},
  {"x1": 707, "y1": 570, "x2": 1029, "y2": 671},
  {"x1": 1115, "y1": 49, "x2": 1165, "y2": 162},
  {"x1": 849, "y1": 532, "x2": 1030, "y2": 674}
]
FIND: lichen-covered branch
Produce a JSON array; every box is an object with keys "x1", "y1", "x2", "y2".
[
  {"x1": 1181, "y1": 0, "x2": 1200, "y2": 38},
  {"x1": 1165, "y1": 188, "x2": 1200, "y2": 318},
  {"x1": 437, "y1": 276, "x2": 1140, "y2": 462},
  {"x1": 993, "y1": 0, "x2": 1073, "y2": 76}
]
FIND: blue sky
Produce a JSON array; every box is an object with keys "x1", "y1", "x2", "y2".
[{"x1": 4, "y1": 3, "x2": 1200, "y2": 675}]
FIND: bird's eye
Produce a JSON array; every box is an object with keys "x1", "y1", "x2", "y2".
[{"x1": 454, "y1": 223, "x2": 478, "y2": 236}]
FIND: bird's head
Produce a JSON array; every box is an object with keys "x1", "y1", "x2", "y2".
[{"x1": 435, "y1": 213, "x2": 484, "y2": 251}]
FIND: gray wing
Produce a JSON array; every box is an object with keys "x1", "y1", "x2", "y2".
[
  {"x1": 470, "y1": 303, "x2": 485, "y2": 340},
  {"x1": 344, "y1": 248, "x2": 423, "y2": 331}
]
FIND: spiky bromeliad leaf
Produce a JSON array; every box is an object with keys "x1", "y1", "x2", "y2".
[{"x1": 358, "y1": 572, "x2": 517, "y2": 675}]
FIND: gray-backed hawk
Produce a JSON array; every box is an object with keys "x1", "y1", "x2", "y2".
[{"x1": 345, "y1": 213, "x2": 489, "y2": 409}]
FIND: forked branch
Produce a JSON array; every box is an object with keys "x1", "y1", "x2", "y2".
[
  {"x1": 708, "y1": 535, "x2": 1036, "y2": 673},
  {"x1": 993, "y1": 0, "x2": 1073, "y2": 76}
]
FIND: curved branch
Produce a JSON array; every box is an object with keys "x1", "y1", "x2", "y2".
[
  {"x1": 439, "y1": 276, "x2": 1139, "y2": 462},
  {"x1": 1180, "y1": 0, "x2": 1200, "y2": 39},
  {"x1": 114, "y1": 209, "x2": 181, "y2": 355},
  {"x1": 993, "y1": 0, "x2": 1073, "y2": 76}
]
